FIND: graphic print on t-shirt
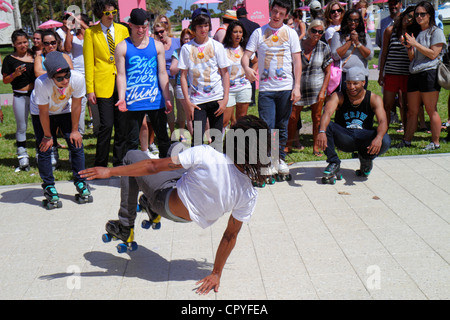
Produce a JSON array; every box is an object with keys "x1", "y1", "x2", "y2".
[
  {"x1": 261, "y1": 27, "x2": 289, "y2": 81},
  {"x1": 50, "y1": 85, "x2": 74, "y2": 112},
  {"x1": 126, "y1": 55, "x2": 160, "y2": 106},
  {"x1": 188, "y1": 42, "x2": 215, "y2": 95}
]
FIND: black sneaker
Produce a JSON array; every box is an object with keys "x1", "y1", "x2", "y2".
[{"x1": 393, "y1": 140, "x2": 412, "y2": 148}]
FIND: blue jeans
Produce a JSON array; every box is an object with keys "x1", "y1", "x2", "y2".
[
  {"x1": 325, "y1": 122, "x2": 391, "y2": 165},
  {"x1": 32, "y1": 114, "x2": 86, "y2": 189},
  {"x1": 258, "y1": 90, "x2": 292, "y2": 160}
]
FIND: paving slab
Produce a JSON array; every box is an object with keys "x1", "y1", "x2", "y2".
[{"x1": 0, "y1": 154, "x2": 449, "y2": 301}]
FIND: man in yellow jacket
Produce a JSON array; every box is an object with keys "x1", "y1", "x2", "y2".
[{"x1": 84, "y1": 0, "x2": 130, "y2": 167}]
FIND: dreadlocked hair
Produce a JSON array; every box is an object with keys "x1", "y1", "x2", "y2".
[{"x1": 223, "y1": 115, "x2": 272, "y2": 185}]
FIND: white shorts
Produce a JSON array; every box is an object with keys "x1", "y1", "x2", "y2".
[
  {"x1": 175, "y1": 85, "x2": 184, "y2": 100},
  {"x1": 226, "y1": 87, "x2": 252, "y2": 107}
]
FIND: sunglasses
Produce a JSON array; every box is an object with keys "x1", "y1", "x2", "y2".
[
  {"x1": 54, "y1": 71, "x2": 71, "y2": 82},
  {"x1": 155, "y1": 30, "x2": 165, "y2": 35},
  {"x1": 103, "y1": 9, "x2": 117, "y2": 16},
  {"x1": 414, "y1": 12, "x2": 428, "y2": 18},
  {"x1": 43, "y1": 40, "x2": 57, "y2": 46},
  {"x1": 331, "y1": 9, "x2": 343, "y2": 14},
  {"x1": 310, "y1": 28, "x2": 324, "y2": 35},
  {"x1": 348, "y1": 18, "x2": 360, "y2": 24},
  {"x1": 405, "y1": 14, "x2": 414, "y2": 20}
]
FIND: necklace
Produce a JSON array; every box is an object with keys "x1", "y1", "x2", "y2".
[
  {"x1": 231, "y1": 46, "x2": 241, "y2": 58},
  {"x1": 272, "y1": 29, "x2": 279, "y2": 42},
  {"x1": 57, "y1": 87, "x2": 66, "y2": 100},
  {"x1": 197, "y1": 46, "x2": 205, "y2": 59}
]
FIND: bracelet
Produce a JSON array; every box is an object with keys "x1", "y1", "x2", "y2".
[
  {"x1": 319, "y1": 130, "x2": 326, "y2": 134},
  {"x1": 43, "y1": 135, "x2": 52, "y2": 140},
  {"x1": 355, "y1": 43, "x2": 362, "y2": 48}
]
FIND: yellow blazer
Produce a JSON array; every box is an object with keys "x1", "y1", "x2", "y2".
[{"x1": 83, "y1": 23, "x2": 129, "y2": 98}]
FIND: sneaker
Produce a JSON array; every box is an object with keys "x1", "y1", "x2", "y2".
[
  {"x1": 422, "y1": 142, "x2": 440, "y2": 151},
  {"x1": 278, "y1": 159, "x2": 289, "y2": 175},
  {"x1": 149, "y1": 143, "x2": 159, "y2": 154},
  {"x1": 144, "y1": 150, "x2": 159, "y2": 159},
  {"x1": 393, "y1": 140, "x2": 412, "y2": 149}
]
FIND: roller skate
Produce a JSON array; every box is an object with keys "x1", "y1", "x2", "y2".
[
  {"x1": 203, "y1": 85, "x2": 212, "y2": 93},
  {"x1": 74, "y1": 181, "x2": 93, "y2": 204},
  {"x1": 137, "y1": 194, "x2": 161, "y2": 230},
  {"x1": 275, "y1": 68, "x2": 287, "y2": 80},
  {"x1": 260, "y1": 69, "x2": 270, "y2": 81},
  {"x1": 355, "y1": 156, "x2": 373, "y2": 178},
  {"x1": 42, "y1": 185, "x2": 63, "y2": 210},
  {"x1": 16, "y1": 147, "x2": 30, "y2": 172},
  {"x1": 102, "y1": 220, "x2": 138, "y2": 253},
  {"x1": 253, "y1": 165, "x2": 276, "y2": 188},
  {"x1": 322, "y1": 162, "x2": 343, "y2": 185},
  {"x1": 274, "y1": 159, "x2": 292, "y2": 182}
]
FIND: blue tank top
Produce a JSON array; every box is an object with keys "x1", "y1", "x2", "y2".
[{"x1": 125, "y1": 37, "x2": 162, "y2": 111}]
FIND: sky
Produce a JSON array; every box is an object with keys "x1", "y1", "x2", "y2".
[{"x1": 167, "y1": 0, "x2": 220, "y2": 16}]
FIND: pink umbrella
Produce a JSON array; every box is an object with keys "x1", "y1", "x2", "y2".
[
  {"x1": 193, "y1": 0, "x2": 223, "y2": 4},
  {"x1": 38, "y1": 19, "x2": 63, "y2": 29},
  {"x1": 0, "y1": 20, "x2": 10, "y2": 30},
  {"x1": 0, "y1": 0, "x2": 13, "y2": 13}
]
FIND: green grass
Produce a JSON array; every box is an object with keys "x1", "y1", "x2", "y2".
[{"x1": 0, "y1": 79, "x2": 449, "y2": 186}]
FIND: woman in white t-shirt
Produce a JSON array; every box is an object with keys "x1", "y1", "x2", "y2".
[
  {"x1": 222, "y1": 20, "x2": 258, "y2": 128},
  {"x1": 324, "y1": 1, "x2": 345, "y2": 45},
  {"x1": 80, "y1": 115, "x2": 271, "y2": 295}
]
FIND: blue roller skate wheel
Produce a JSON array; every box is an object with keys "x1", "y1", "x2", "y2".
[
  {"x1": 102, "y1": 233, "x2": 112, "y2": 243},
  {"x1": 136, "y1": 204, "x2": 141, "y2": 212},
  {"x1": 130, "y1": 242, "x2": 138, "y2": 251},
  {"x1": 116, "y1": 243, "x2": 128, "y2": 254},
  {"x1": 153, "y1": 222, "x2": 161, "y2": 230},
  {"x1": 141, "y1": 220, "x2": 151, "y2": 229}
]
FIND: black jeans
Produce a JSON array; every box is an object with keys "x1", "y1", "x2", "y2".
[
  {"x1": 126, "y1": 108, "x2": 171, "y2": 158},
  {"x1": 325, "y1": 122, "x2": 391, "y2": 165},
  {"x1": 95, "y1": 85, "x2": 128, "y2": 167},
  {"x1": 192, "y1": 100, "x2": 223, "y2": 147}
]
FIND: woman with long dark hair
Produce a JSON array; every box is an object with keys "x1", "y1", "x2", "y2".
[
  {"x1": 330, "y1": 9, "x2": 373, "y2": 91},
  {"x1": 1, "y1": 29, "x2": 36, "y2": 171},
  {"x1": 378, "y1": 6, "x2": 415, "y2": 129},
  {"x1": 222, "y1": 20, "x2": 257, "y2": 128},
  {"x1": 396, "y1": 1, "x2": 446, "y2": 151}
]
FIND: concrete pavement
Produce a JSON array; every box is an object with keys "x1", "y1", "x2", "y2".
[{"x1": 0, "y1": 153, "x2": 449, "y2": 300}]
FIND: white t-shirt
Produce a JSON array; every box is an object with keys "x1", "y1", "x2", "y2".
[
  {"x1": 178, "y1": 37, "x2": 230, "y2": 105},
  {"x1": 246, "y1": 24, "x2": 301, "y2": 92},
  {"x1": 31, "y1": 70, "x2": 86, "y2": 115},
  {"x1": 71, "y1": 35, "x2": 85, "y2": 74},
  {"x1": 325, "y1": 25, "x2": 340, "y2": 43},
  {"x1": 225, "y1": 45, "x2": 252, "y2": 93},
  {"x1": 176, "y1": 145, "x2": 258, "y2": 229}
]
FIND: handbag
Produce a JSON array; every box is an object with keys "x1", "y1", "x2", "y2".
[
  {"x1": 327, "y1": 47, "x2": 355, "y2": 94},
  {"x1": 327, "y1": 61, "x2": 342, "y2": 93},
  {"x1": 437, "y1": 60, "x2": 450, "y2": 90}
]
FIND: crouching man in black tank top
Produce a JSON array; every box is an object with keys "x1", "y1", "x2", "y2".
[{"x1": 317, "y1": 67, "x2": 391, "y2": 179}]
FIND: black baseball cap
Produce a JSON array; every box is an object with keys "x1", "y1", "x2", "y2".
[
  {"x1": 237, "y1": 7, "x2": 248, "y2": 16},
  {"x1": 192, "y1": 7, "x2": 210, "y2": 20},
  {"x1": 129, "y1": 8, "x2": 149, "y2": 25}
]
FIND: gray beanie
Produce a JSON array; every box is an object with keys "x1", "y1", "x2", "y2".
[
  {"x1": 44, "y1": 51, "x2": 70, "y2": 79},
  {"x1": 346, "y1": 67, "x2": 366, "y2": 82}
]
